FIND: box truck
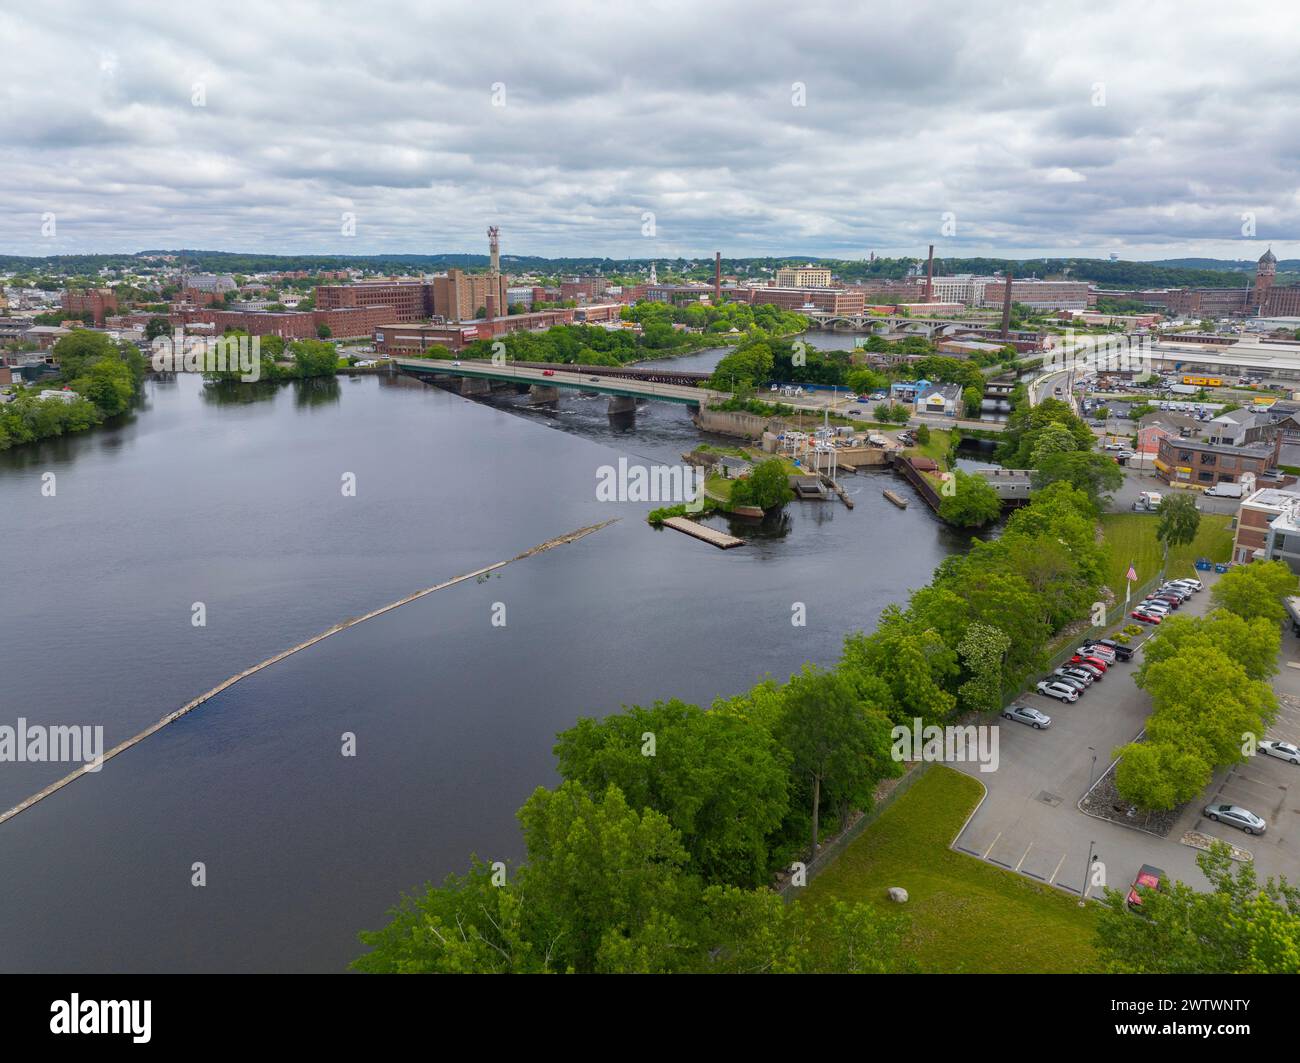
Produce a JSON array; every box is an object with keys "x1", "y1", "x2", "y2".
[{"x1": 1205, "y1": 481, "x2": 1243, "y2": 498}]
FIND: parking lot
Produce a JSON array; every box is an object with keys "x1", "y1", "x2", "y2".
[{"x1": 952, "y1": 573, "x2": 1300, "y2": 903}]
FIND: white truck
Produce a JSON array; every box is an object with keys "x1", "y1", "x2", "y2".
[
  {"x1": 1205, "y1": 481, "x2": 1243, "y2": 499},
  {"x1": 1133, "y1": 490, "x2": 1163, "y2": 511}
]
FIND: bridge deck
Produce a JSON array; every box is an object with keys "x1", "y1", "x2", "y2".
[{"x1": 394, "y1": 357, "x2": 720, "y2": 405}]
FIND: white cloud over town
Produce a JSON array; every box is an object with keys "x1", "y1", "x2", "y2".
[{"x1": 2, "y1": 0, "x2": 1299, "y2": 259}]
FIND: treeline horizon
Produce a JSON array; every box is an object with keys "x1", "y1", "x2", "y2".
[{"x1": 2, "y1": 251, "x2": 1296, "y2": 291}]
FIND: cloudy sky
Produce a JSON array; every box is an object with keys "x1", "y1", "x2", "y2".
[{"x1": 3, "y1": 0, "x2": 1299, "y2": 261}]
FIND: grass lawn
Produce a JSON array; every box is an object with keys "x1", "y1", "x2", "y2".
[
  {"x1": 904, "y1": 427, "x2": 952, "y2": 467},
  {"x1": 798, "y1": 766, "x2": 1099, "y2": 973},
  {"x1": 1099, "y1": 511, "x2": 1233, "y2": 595}
]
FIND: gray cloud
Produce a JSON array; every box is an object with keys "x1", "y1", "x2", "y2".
[{"x1": 2, "y1": 0, "x2": 1299, "y2": 260}]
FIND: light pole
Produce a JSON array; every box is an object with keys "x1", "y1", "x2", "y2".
[
  {"x1": 1087, "y1": 746, "x2": 1098, "y2": 794},
  {"x1": 1079, "y1": 840, "x2": 1099, "y2": 907}
]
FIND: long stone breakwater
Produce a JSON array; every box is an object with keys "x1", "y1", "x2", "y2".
[{"x1": 0, "y1": 519, "x2": 619, "y2": 828}]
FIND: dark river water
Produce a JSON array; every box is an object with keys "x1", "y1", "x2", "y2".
[{"x1": 0, "y1": 365, "x2": 971, "y2": 972}]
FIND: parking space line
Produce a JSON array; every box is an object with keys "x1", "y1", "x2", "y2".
[
  {"x1": 1049, "y1": 852, "x2": 1067, "y2": 885},
  {"x1": 982, "y1": 831, "x2": 1002, "y2": 859},
  {"x1": 1015, "y1": 843, "x2": 1033, "y2": 871}
]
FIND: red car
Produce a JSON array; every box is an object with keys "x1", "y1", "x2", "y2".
[
  {"x1": 1131, "y1": 609, "x2": 1163, "y2": 624},
  {"x1": 541, "y1": 369, "x2": 556, "y2": 377},
  {"x1": 1069, "y1": 654, "x2": 1108, "y2": 674},
  {"x1": 1126, "y1": 864, "x2": 1165, "y2": 910}
]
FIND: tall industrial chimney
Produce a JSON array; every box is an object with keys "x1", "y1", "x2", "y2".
[
  {"x1": 925, "y1": 245, "x2": 934, "y2": 303},
  {"x1": 1000, "y1": 271, "x2": 1014, "y2": 338},
  {"x1": 488, "y1": 225, "x2": 500, "y2": 276},
  {"x1": 714, "y1": 252, "x2": 722, "y2": 301}
]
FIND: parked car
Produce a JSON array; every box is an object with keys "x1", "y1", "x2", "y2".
[
  {"x1": 1089, "y1": 639, "x2": 1133, "y2": 662},
  {"x1": 1069, "y1": 654, "x2": 1108, "y2": 675},
  {"x1": 1203, "y1": 804, "x2": 1266, "y2": 836},
  {"x1": 1171, "y1": 577, "x2": 1203, "y2": 592},
  {"x1": 1035, "y1": 681, "x2": 1079, "y2": 703},
  {"x1": 1259, "y1": 740, "x2": 1300, "y2": 765},
  {"x1": 1004, "y1": 704, "x2": 1053, "y2": 728},
  {"x1": 1148, "y1": 593, "x2": 1182, "y2": 609},
  {"x1": 1126, "y1": 864, "x2": 1166, "y2": 910},
  {"x1": 1131, "y1": 609, "x2": 1163, "y2": 624},
  {"x1": 1049, "y1": 671, "x2": 1089, "y2": 692},
  {"x1": 1076, "y1": 644, "x2": 1116, "y2": 662},
  {"x1": 1138, "y1": 600, "x2": 1171, "y2": 615},
  {"x1": 1056, "y1": 666, "x2": 1095, "y2": 686}
]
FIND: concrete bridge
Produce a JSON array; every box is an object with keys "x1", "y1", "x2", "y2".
[
  {"x1": 393, "y1": 356, "x2": 725, "y2": 412},
  {"x1": 801, "y1": 311, "x2": 996, "y2": 336}
]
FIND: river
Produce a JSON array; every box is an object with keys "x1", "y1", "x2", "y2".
[{"x1": 0, "y1": 366, "x2": 971, "y2": 972}]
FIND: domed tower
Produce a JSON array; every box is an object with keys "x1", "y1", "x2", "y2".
[{"x1": 1254, "y1": 247, "x2": 1277, "y2": 312}]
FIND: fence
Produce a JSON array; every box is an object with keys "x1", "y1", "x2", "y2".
[
  {"x1": 1040, "y1": 571, "x2": 1169, "y2": 677},
  {"x1": 777, "y1": 762, "x2": 932, "y2": 900}
]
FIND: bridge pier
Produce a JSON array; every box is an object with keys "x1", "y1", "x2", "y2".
[
  {"x1": 607, "y1": 395, "x2": 636, "y2": 416},
  {"x1": 458, "y1": 376, "x2": 491, "y2": 396},
  {"x1": 488, "y1": 379, "x2": 515, "y2": 392},
  {"x1": 528, "y1": 384, "x2": 561, "y2": 405}
]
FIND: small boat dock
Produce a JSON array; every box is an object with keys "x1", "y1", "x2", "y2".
[
  {"x1": 883, "y1": 489, "x2": 909, "y2": 509},
  {"x1": 662, "y1": 516, "x2": 745, "y2": 548}
]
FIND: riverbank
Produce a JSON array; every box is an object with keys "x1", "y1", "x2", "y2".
[{"x1": 0, "y1": 372, "x2": 967, "y2": 972}]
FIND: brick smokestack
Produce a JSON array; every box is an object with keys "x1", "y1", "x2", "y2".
[
  {"x1": 714, "y1": 251, "x2": 721, "y2": 301},
  {"x1": 1000, "y1": 271, "x2": 1014, "y2": 338},
  {"x1": 488, "y1": 225, "x2": 500, "y2": 276},
  {"x1": 925, "y1": 244, "x2": 934, "y2": 303}
]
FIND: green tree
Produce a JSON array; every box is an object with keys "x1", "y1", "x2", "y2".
[
  {"x1": 1028, "y1": 422, "x2": 1078, "y2": 466},
  {"x1": 729, "y1": 458, "x2": 794, "y2": 511},
  {"x1": 778, "y1": 667, "x2": 895, "y2": 856},
  {"x1": 1210, "y1": 560, "x2": 1297, "y2": 624},
  {"x1": 1095, "y1": 842, "x2": 1300, "y2": 973},
  {"x1": 1031, "y1": 451, "x2": 1124, "y2": 508},
  {"x1": 957, "y1": 622, "x2": 1011, "y2": 713},
  {"x1": 1155, "y1": 492, "x2": 1200, "y2": 567},
  {"x1": 962, "y1": 385, "x2": 982, "y2": 418},
  {"x1": 938, "y1": 470, "x2": 1001, "y2": 527},
  {"x1": 553, "y1": 699, "x2": 790, "y2": 887}
]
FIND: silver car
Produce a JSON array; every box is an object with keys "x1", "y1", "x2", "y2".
[
  {"x1": 1003, "y1": 704, "x2": 1053, "y2": 729},
  {"x1": 1259, "y1": 740, "x2": 1300, "y2": 765},
  {"x1": 1203, "y1": 803, "x2": 1267, "y2": 835},
  {"x1": 1049, "y1": 671, "x2": 1088, "y2": 693},
  {"x1": 1035, "y1": 680, "x2": 1079, "y2": 703}
]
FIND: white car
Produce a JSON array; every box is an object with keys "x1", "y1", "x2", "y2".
[
  {"x1": 1036, "y1": 681, "x2": 1079, "y2": 703},
  {"x1": 1138, "y1": 599, "x2": 1171, "y2": 614},
  {"x1": 1003, "y1": 704, "x2": 1053, "y2": 729},
  {"x1": 1259, "y1": 740, "x2": 1300, "y2": 765},
  {"x1": 1170, "y1": 578, "x2": 1203, "y2": 592}
]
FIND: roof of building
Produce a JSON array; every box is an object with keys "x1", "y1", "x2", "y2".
[{"x1": 1242, "y1": 487, "x2": 1300, "y2": 510}]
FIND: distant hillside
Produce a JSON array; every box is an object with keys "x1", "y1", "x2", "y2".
[{"x1": 1, "y1": 249, "x2": 1297, "y2": 292}]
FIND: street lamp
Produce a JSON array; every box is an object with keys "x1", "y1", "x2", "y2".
[
  {"x1": 1087, "y1": 746, "x2": 1098, "y2": 794},
  {"x1": 1079, "y1": 840, "x2": 1100, "y2": 907}
]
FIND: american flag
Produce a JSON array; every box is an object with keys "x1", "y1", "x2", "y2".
[{"x1": 1126, "y1": 562, "x2": 1137, "y2": 582}]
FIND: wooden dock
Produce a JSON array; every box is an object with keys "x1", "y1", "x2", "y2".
[
  {"x1": 662, "y1": 516, "x2": 745, "y2": 548},
  {"x1": 883, "y1": 489, "x2": 909, "y2": 509}
]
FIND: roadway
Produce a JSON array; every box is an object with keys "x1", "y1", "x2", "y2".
[{"x1": 392, "y1": 357, "x2": 725, "y2": 406}]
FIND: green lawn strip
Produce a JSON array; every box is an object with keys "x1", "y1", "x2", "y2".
[
  {"x1": 904, "y1": 428, "x2": 952, "y2": 467},
  {"x1": 1099, "y1": 512, "x2": 1233, "y2": 597},
  {"x1": 797, "y1": 766, "x2": 1099, "y2": 973}
]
